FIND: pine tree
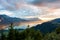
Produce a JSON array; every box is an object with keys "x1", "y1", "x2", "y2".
[
  {"x1": 34, "y1": 30, "x2": 43, "y2": 40},
  {"x1": 0, "y1": 29, "x2": 7, "y2": 40},
  {"x1": 27, "y1": 25, "x2": 30, "y2": 28},
  {"x1": 25, "y1": 36, "x2": 34, "y2": 40},
  {"x1": 7, "y1": 23, "x2": 16, "y2": 40},
  {"x1": 56, "y1": 27, "x2": 60, "y2": 34},
  {"x1": 42, "y1": 32, "x2": 60, "y2": 40},
  {"x1": 14, "y1": 30, "x2": 20, "y2": 40}
]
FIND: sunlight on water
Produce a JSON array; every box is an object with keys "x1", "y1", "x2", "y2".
[
  {"x1": 5, "y1": 24, "x2": 35, "y2": 30},
  {"x1": 14, "y1": 25, "x2": 28, "y2": 29}
]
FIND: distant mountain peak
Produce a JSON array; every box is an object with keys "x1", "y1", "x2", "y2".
[
  {"x1": 0, "y1": 14, "x2": 26, "y2": 25},
  {"x1": 33, "y1": 18, "x2": 60, "y2": 34}
]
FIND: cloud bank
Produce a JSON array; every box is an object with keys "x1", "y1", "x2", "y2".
[{"x1": 0, "y1": 0, "x2": 60, "y2": 20}]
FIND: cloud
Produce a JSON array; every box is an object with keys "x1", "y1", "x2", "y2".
[
  {"x1": 0, "y1": 0, "x2": 60, "y2": 10},
  {"x1": 0, "y1": 0, "x2": 60, "y2": 20},
  {"x1": 39, "y1": 8, "x2": 60, "y2": 20},
  {"x1": 0, "y1": 10, "x2": 14, "y2": 17},
  {"x1": 13, "y1": 4, "x2": 44, "y2": 17}
]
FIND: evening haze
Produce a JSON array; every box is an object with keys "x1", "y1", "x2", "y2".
[{"x1": 0, "y1": 0, "x2": 60, "y2": 29}]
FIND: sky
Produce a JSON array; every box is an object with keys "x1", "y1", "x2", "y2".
[{"x1": 0, "y1": 0, "x2": 60, "y2": 20}]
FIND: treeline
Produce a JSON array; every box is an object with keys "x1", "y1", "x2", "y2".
[{"x1": 0, "y1": 23, "x2": 60, "y2": 40}]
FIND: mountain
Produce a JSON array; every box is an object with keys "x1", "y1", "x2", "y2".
[
  {"x1": 0, "y1": 15, "x2": 43, "y2": 29},
  {"x1": 33, "y1": 18, "x2": 60, "y2": 34},
  {"x1": 0, "y1": 15, "x2": 26, "y2": 25},
  {"x1": 51, "y1": 18, "x2": 60, "y2": 23}
]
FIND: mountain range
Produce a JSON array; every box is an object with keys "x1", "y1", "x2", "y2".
[
  {"x1": 0, "y1": 15, "x2": 42, "y2": 29},
  {"x1": 0, "y1": 15, "x2": 42, "y2": 25},
  {"x1": 33, "y1": 18, "x2": 60, "y2": 34},
  {"x1": 0, "y1": 15, "x2": 26, "y2": 25},
  {"x1": 1, "y1": 14, "x2": 60, "y2": 32}
]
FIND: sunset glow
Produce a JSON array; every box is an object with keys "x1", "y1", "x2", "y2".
[{"x1": 0, "y1": 0, "x2": 60, "y2": 21}]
